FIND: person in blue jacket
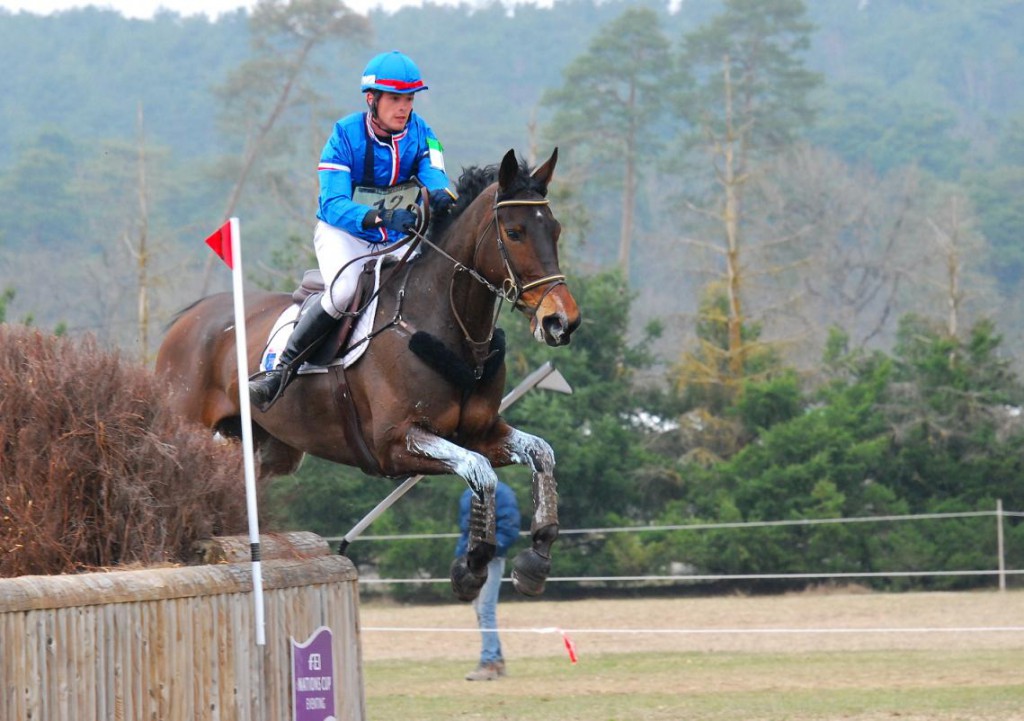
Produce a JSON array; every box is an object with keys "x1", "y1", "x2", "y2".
[
  {"x1": 456, "y1": 480, "x2": 522, "y2": 681},
  {"x1": 250, "y1": 50, "x2": 457, "y2": 409}
]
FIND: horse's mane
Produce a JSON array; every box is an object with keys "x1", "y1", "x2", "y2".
[{"x1": 429, "y1": 156, "x2": 547, "y2": 240}]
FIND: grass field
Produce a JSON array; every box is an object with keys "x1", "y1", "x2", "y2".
[{"x1": 358, "y1": 588, "x2": 1024, "y2": 720}]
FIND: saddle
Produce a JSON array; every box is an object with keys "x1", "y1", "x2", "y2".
[
  {"x1": 282, "y1": 260, "x2": 387, "y2": 476},
  {"x1": 290, "y1": 260, "x2": 382, "y2": 368}
]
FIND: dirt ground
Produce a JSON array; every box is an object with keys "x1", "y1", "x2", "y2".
[{"x1": 358, "y1": 586, "x2": 1024, "y2": 662}]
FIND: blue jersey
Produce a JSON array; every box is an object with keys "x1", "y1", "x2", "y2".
[
  {"x1": 317, "y1": 110, "x2": 451, "y2": 244},
  {"x1": 456, "y1": 482, "x2": 522, "y2": 558}
]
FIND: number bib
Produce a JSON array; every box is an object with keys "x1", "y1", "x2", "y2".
[{"x1": 352, "y1": 180, "x2": 421, "y2": 214}]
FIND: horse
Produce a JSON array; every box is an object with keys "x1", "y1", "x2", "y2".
[{"x1": 155, "y1": 148, "x2": 581, "y2": 601}]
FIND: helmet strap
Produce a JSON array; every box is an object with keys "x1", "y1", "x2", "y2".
[
  {"x1": 366, "y1": 90, "x2": 381, "y2": 120},
  {"x1": 367, "y1": 91, "x2": 395, "y2": 137}
]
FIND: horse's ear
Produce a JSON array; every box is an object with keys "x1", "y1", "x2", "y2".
[
  {"x1": 498, "y1": 149, "x2": 518, "y2": 192},
  {"x1": 531, "y1": 147, "x2": 558, "y2": 191}
]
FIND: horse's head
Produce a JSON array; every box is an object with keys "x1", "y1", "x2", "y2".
[{"x1": 487, "y1": 148, "x2": 581, "y2": 346}]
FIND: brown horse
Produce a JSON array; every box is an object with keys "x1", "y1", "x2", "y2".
[{"x1": 156, "y1": 149, "x2": 580, "y2": 600}]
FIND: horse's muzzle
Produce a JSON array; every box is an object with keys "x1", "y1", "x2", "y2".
[
  {"x1": 537, "y1": 311, "x2": 580, "y2": 346},
  {"x1": 530, "y1": 285, "x2": 581, "y2": 346}
]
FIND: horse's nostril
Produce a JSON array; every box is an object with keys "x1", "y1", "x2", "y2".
[{"x1": 542, "y1": 314, "x2": 574, "y2": 346}]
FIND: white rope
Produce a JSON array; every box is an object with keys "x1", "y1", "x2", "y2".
[
  {"x1": 328, "y1": 508, "x2": 1020, "y2": 543},
  {"x1": 358, "y1": 568, "x2": 1024, "y2": 586},
  {"x1": 362, "y1": 624, "x2": 1024, "y2": 636}
]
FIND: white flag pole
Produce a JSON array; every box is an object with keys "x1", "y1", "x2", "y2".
[{"x1": 228, "y1": 216, "x2": 266, "y2": 647}]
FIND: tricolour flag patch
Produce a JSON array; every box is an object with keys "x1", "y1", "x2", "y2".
[{"x1": 427, "y1": 137, "x2": 445, "y2": 171}]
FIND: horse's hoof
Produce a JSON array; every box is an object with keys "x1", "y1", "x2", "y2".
[
  {"x1": 511, "y1": 547, "x2": 551, "y2": 597},
  {"x1": 449, "y1": 556, "x2": 487, "y2": 602}
]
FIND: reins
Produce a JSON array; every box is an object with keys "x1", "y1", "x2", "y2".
[{"x1": 402, "y1": 192, "x2": 566, "y2": 369}]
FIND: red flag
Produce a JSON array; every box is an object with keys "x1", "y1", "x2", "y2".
[
  {"x1": 205, "y1": 220, "x2": 234, "y2": 269},
  {"x1": 560, "y1": 629, "x2": 579, "y2": 664}
]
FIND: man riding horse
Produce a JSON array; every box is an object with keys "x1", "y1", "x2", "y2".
[{"x1": 249, "y1": 50, "x2": 457, "y2": 410}]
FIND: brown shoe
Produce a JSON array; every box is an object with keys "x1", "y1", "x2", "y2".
[
  {"x1": 494, "y1": 659, "x2": 507, "y2": 677},
  {"x1": 465, "y1": 662, "x2": 500, "y2": 681}
]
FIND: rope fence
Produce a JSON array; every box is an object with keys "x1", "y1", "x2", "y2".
[
  {"x1": 328, "y1": 500, "x2": 1022, "y2": 590},
  {"x1": 363, "y1": 624, "x2": 1024, "y2": 636}
]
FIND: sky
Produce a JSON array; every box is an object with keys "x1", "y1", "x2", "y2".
[{"x1": 0, "y1": 0, "x2": 469, "y2": 19}]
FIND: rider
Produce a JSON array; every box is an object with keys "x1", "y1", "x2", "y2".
[{"x1": 250, "y1": 50, "x2": 457, "y2": 409}]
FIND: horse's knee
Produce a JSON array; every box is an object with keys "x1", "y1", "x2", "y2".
[
  {"x1": 405, "y1": 429, "x2": 497, "y2": 496},
  {"x1": 462, "y1": 455, "x2": 498, "y2": 499},
  {"x1": 507, "y1": 429, "x2": 555, "y2": 474},
  {"x1": 528, "y1": 438, "x2": 556, "y2": 473}
]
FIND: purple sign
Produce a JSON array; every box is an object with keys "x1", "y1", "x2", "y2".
[{"x1": 291, "y1": 626, "x2": 336, "y2": 721}]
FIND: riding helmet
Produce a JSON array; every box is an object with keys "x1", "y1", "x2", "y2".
[{"x1": 360, "y1": 51, "x2": 428, "y2": 94}]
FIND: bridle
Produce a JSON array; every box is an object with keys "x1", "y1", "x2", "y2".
[
  {"x1": 409, "y1": 189, "x2": 567, "y2": 370},
  {"x1": 489, "y1": 198, "x2": 567, "y2": 311}
]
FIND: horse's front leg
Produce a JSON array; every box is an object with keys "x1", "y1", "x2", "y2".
[
  {"x1": 400, "y1": 426, "x2": 499, "y2": 602},
  {"x1": 476, "y1": 424, "x2": 559, "y2": 598}
]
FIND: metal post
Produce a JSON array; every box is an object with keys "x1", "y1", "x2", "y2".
[{"x1": 996, "y1": 498, "x2": 1006, "y2": 592}]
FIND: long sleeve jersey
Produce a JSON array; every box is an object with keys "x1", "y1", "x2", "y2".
[{"x1": 316, "y1": 110, "x2": 451, "y2": 244}]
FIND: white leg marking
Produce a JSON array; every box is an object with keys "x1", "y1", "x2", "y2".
[
  {"x1": 504, "y1": 428, "x2": 557, "y2": 521},
  {"x1": 406, "y1": 430, "x2": 498, "y2": 495}
]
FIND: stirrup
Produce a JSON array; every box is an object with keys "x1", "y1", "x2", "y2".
[{"x1": 249, "y1": 367, "x2": 292, "y2": 412}]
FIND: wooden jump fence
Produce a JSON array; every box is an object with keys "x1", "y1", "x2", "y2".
[{"x1": 0, "y1": 532, "x2": 364, "y2": 721}]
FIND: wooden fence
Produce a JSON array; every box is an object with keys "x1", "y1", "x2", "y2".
[{"x1": 0, "y1": 534, "x2": 364, "y2": 721}]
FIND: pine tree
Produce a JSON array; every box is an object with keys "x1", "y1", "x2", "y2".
[{"x1": 542, "y1": 6, "x2": 673, "y2": 275}]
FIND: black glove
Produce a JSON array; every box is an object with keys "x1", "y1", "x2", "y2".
[
  {"x1": 378, "y1": 208, "x2": 417, "y2": 233},
  {"x1": 430, "y1": 188, "x2": 456, "y2": 213}
]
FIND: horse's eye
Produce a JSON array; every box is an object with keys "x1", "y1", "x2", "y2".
[{"x1": 505, "y1": 227, "x2": 523, "y2": 242}]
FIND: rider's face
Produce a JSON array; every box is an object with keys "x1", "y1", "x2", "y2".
[{"x1": 368, "y1": 91, "x2": 414, "y2": 133}]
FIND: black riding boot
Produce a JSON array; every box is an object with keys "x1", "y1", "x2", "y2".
[{"x1": 249, "y1": 303, "x2": 338, "y2": 410}]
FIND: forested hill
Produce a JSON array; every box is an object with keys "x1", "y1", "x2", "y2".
[
  {"x1": 0, "y1": 1, "x2": 649, "y2": 166},
  {"x1": 2, "y1": 1, "x2": 1020, "y2": 169},
  {"x1": 1, "y1": 0, "x2": 1023, "y2": 361},
  {"x1": 4, "y1": 0, "x2": 1024, "y2": 590}
]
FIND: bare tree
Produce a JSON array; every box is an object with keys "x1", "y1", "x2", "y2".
[
  {"x1": 745, "y1": 146, "x2": 923, "y2": 365},
  {"x1": 200, "y1": 0, "x2": 370, "y2": 294},
  {"x1": 675, "y1": 0, "x2": 821, "y2": 385},
  {"x1": 920, "y1": 191, "x2": 996, "y2": 352},
  {"x1": 133, "y1": 103, "x2": 151, "y2": 362}
]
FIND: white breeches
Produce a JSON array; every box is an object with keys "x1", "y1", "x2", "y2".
[{"x1": 312, "y1": 220, "x2": 410, "y2": 318}]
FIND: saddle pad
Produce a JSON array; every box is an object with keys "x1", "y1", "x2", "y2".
[{"x1": 259, "y1": 260, "x2": 384, "y2": 374}]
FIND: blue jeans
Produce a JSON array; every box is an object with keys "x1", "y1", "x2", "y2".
[{"x1": 473, "y1": 556, "x2": 506, "y2": 664}]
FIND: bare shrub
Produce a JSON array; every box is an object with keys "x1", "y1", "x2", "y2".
[{"x1": 0, "y1": 324, "x2": 257, "y2": 576}]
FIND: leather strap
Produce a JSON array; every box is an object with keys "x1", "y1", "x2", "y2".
[{"x1": 330, "y1": 364, "x2": 384, "y2": 477}]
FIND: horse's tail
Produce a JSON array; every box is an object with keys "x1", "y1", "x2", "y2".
[{"x1": 163, "y1": 296, "x2": 211, "y2": 332}]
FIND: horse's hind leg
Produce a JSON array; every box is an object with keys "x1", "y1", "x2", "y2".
[
  {"x1": 485, "y1": 427, "x2": 559, "y2": 597},
  {"x1": 214, "y1": 418, "x2": 305, "y2": 478}
]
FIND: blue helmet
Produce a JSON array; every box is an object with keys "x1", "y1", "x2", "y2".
[{"x1": 360, "y1": 51, "x2": 428, "y2": 94}]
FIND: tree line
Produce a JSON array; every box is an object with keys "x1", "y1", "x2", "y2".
[{"x1": 1, "y1": 0, "x2": 1023, "y2": 591}]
